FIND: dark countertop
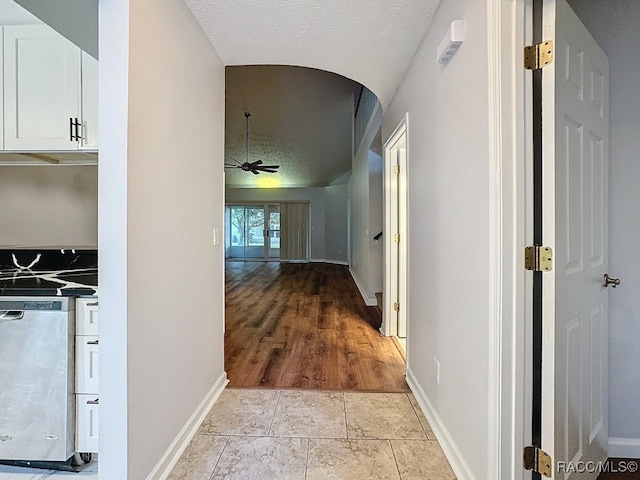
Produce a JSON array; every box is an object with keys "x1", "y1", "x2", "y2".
[{"x1": 0, "y1": 250, "x2": 98, "y2": 297}]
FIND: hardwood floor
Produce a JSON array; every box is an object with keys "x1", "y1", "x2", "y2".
[{"x1": 225, "y1": 261, "x2": 409, "y2": 392}]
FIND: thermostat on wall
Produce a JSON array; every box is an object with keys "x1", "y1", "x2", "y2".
[{"x1": 437, "y1": 20, "x2": 465, "y2": 64}]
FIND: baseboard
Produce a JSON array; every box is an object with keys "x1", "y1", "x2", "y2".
[
  {"x1": 609, "y1": 437, "x2": 640, "y2": 458},
  {"x1": 310, "y1": 258, "x2": 349, "y2": 266},
  {"x1": 406, "y1": 368, "x2": 475, "y2": 480},
  {"x1": 348, "y1": 267, "x2": 377, "y2": 306},
  {"x1": 147, "y1": 372, "x2": 229, "y2": 480}
]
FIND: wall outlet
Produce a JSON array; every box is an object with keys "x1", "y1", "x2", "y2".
[{"x1": 433, "y1": 357, "x2": 440, "y2": 384}]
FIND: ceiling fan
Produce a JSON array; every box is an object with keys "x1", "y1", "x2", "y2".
[{"x1": 225, "y1": 112, "x2": 280, "y2": 175}]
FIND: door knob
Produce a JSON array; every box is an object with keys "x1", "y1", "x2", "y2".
[{"x1": 603, "y1": 274, "x2": 621, "y2": 288}]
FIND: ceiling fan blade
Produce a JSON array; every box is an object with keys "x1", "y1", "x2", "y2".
[
  {"x1": 248, "y1": 159, "x2": 263, "y2": 168},
  {"x1": 250, "y1": 169, "x2": 260, "y2": 175},
  {"x1": 227, "y1": 156, "x2": 243, "y2": 166},
  {"x1": 255, "y1": 165, "x2": 280, "y2": 170},
  {"x1": 260, "y1": 169, "x2": 279, "y2": 174},
  {"x1": 224, "y1": 163, "x2": 240, "y2": 168}
]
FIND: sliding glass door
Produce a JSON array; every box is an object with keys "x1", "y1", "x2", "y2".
[{"x1": 225, "y1": 204, "x2": 280, "y2": 260}]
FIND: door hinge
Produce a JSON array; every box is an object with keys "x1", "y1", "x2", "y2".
[
  {"x1": 393, "y1": 302, "x2": 400, "y2": 312},
  {"x1": 524, "y1": 40, "x2": 554, "y2": 70},
  {"x1": 393, "y1": 234, "x2": 400, "y2": 243},
  {"x1": 524, "y1": 246, "x2": 553, "y2": 272},
  {"x1": 523, "y1": 446, "x2": 552, "y2": 478},
  {"x1": 393, "y1": 165, "x2": 400, "y2": 174}
]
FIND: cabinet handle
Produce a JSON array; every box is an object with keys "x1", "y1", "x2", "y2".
[
  {"x1": 69, "y1": 117, "x2": 74, "y2": 141},
  {"x1": 74, "y1": 118, "x2": 81, "y2": 141},
  {"x1": 87, "y1": 302, "x2": 99, "y2": 307},
  {"x1": 87, "y1": 340, "x2": 99, "y2": 345},
  {"x1": 86, "y1": 398, "x2": 99, "y2": 405}
]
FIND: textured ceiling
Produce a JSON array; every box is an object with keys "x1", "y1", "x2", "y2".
[
  {"x1": 225, "y1": 65, "x2": 357, "y2": 188},
  {"x1": 184, "y1": 0, "x2": 442, "y2": 109}
]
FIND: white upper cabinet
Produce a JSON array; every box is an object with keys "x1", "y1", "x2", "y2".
[
  {"x1": 80, "y1": 51, "x2": 99, "y2": 151},
  {"x1": 2, "y1": 24, "x2": 97, "y2": 152}
]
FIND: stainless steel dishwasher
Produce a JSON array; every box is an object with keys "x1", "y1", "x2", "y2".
[{"x1": 0, "y1": 297, "x2": 75, "y2": 463}]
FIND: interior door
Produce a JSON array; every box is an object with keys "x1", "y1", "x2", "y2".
[
  {"x1": 540, "y1": 0, "x2": 609, "y2": 476},
  {"x1": 383, "y1": 117, "x2": 408, "y2": 343}
]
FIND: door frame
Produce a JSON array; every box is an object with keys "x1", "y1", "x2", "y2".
[
  {"x1": 382, "y1": 114, "x2": 408, "y2": 342},
  {"x1": 487, "y1": 0, "x2": 532, "y2": 478},
  {"x1": 224, "y1": 202, "x2": 281, "y2": 261}
]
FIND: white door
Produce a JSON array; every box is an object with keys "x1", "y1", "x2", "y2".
[
  {"x1": 3, "y1": 24, "x2": 81, "y2": 151},
  {"x1": 383, "y1": 115, "x2": 408, "y2": 342},
  {"x1": 541, "y1": 0, "x2": 609, "y2": 477}
]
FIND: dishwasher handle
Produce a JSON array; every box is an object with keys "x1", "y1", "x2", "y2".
[{"x1": 0, "y1": 310, "x2": 25, "y2": 321}]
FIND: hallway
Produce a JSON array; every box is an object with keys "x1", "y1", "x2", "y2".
[
  {"x1": 225, "y1": 262, "x2": 407, "y2": 391},
  {"x1": 168, "y1": 388, "x2": 456, "y2": 479}
]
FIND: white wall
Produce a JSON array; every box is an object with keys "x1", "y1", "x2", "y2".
[
  {"x1": 324, "y1": 183, "x2": 349, "y2": 263},
  {"x1": 226, "y1": 186, "x2": 348, "y2": 263},
  {"x1": 382, "y1": 0, "x2": 490, "y2": 476},
  {"x1": 567, "y1": 0, "x2": 640, "y2": 453},
  {"x1": 349, "y1": 104, "x2": 383, "y2": 305},
  {"x1": 99, "y1": 0, "x2": 226, "y2": 477},
  {"x1": 0, "y1": 165, "x2": 97, "y2": 247}
]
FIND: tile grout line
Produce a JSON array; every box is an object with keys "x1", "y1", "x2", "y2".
[
  {"x1": 207, "y1": 435, "x2": 230, "y2": 480},
  {"x1": 405, "y1": 392, "x2": 429, "y2": 438},
  {"x1": 266, "y1": 390, "x2": 283, "y2": 436},
  {"x1": 388, "y1": 438, "x2": 405, "y2": 480},
  {"x1": 304, "y1": 437, "x2": 310, "y2": 480},
  {"x1": 342, "y1": 391, "x2": 350, "y2": 439}
]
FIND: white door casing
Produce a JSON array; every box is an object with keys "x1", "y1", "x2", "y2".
[
  {"x1": 541, "y1": 0, "x2": 609, "y2": 477},
  {"x1": 383, "y1": 114, "x2": 408, "y2": 343}
]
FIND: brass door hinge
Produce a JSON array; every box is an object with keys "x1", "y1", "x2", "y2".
[
  {"x1": 523, "y1": 446, "x2": 552, "y2": 477},
  {"x1": 393, "y1": 165, "x2": 400, "y2": 174},
  {"x1": 393, "y1": 302, "x2": 400, "y2": 312},
  {"x1": 524, "y1": 246, "x2": 553, "y2": 272},
  {"x1": 524, "y1": 40, "x2": 554, "y2": 70},
  {"x1": 393, "y1": 234, "x2": 400, "y2": 243}
]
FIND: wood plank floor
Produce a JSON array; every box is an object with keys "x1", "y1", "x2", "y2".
[{"x1": 225, "y1": 262, "x2": 409, "y2": 392}]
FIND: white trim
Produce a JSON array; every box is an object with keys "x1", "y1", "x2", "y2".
[
  {"x1": 146, "y1": 372, "x2": 229, "y2": 480},
  {"x1": 406, "y1": 368, "x2": 474, "y2": 480},
  {"x1": 349, "y1": 267, "x2": 377, "y2": 306},
  {"x1": 486, "y1": 0, "x2": 505, "y2": 471},
  {"x1": 382, "y1": 114, "x2": 409, "y2": 337},
  {"x1": 310, "y1": 258, "x2": 350, "y2": 266},
  {"x1": 609, "y1": 438, "x2": 640, "y2": 458}
]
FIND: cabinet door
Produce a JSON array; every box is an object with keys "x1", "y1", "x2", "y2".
[
  {"x1": 3, "y1": 24, "x2": 80, "y2": 151},
  {"x1": 76, "y1": 394, "x2": 99, "y2": 453},
  {"x1": 80, "y1": 51, "x2": 98, "y2": 150},
  {"x1": 76, "y1": 336, "x2": 99, "y2": 394},
  {"x1": 0, "y1": 27, "x2": 3, "y2": 150},
  {"x1": 76, "y1": 297, "x2": 99, "y2": 336}
]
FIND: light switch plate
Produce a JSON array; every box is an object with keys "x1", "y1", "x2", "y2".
[{"x1": 213, "y1": 227, "x2": 219, "y2": 246}]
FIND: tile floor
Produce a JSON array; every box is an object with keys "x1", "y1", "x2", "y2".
[
  {"x1": 0, "y1": 389, "x2": 456, "y2": 479},
  {"x1": 168, "y1": 389, "x2": 457, "y2": 480}
]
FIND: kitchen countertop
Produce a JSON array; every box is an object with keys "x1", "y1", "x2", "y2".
[{"x1": 0, "y1": 249, "x2": 97, "y2": 296}]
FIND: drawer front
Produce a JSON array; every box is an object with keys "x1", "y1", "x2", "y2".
[
  {"x1": 75, "y1": 336, "x2": 99, "y2": 394},
  {"x1": 76, "y1": 395, "x2": 99, "y2": 453},
  {"x1": 76, "y1": 298, "x2": 99, "y2": 336}
]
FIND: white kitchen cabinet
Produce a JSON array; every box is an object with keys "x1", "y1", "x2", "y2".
[
  {"x1": 0, "y1": 29, "x2": 3, "y2": 150},
  {"x1": 80, "y1": 51, "x2": 99, "y2": 150},
  {"x1": 76, "y1": 394, "x2": 99, "y2": 454},
  {"x1": 2, "y1": 24, "x2": 98, "y2": 152},
  {"x1": 75, "y1": 297, "x2": 99, "y2": 454},
  {"x1": 76, "y1": 336, "x2": 99, "y2": 394}
]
